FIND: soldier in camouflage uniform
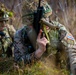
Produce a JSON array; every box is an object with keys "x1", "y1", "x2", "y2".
[
  {"x1": 14, "y1": 1, "x2": 51, "y2": 64},
  {"x1": 0, "y1": 5, "x2": 16, "y2": 58},
  {"x1": 41, "y1": 13, "x2": 76, "y2": 75},
  {"x1": 14, "y1": 0, "x2": 76, "y2": 75}
]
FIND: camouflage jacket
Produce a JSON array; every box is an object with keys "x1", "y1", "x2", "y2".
[
  {"x1": 14, "y1": 20, "x2": 76, "y2": 74},
  {"x1": 47, "y1": 20, "x2": 76, "y2": 74},
  {"x1": 14, "y1": 25, "x2": 58, "y2": 64},
  {"x1": 0, "y1": 24, "x2": 16, "y2": 57},
  {"x1": 14, "y1": 21, "x2": 76, "y2": 71},
  {"x1": 14, "y1": 26, "x2": 37, "y2": 64},
  {"x1": 41, "y1": 19, "x2": 76, "y2": 47}
]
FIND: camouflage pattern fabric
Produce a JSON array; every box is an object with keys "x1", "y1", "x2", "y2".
[
  {"x1": 0, "y1": 25, "x2": 15, "y2": 58},
  {"x1": 13, "y1": 23, "x2": 66, "y2": 66},
  {"x1": 14, "y1": 25, "x2": 58, "y2": 65},
  {"x1": 41, "y1": 19, "x2": 76, "y2": 73},
  {"x1": 50, "y1": 20, "x2": 76, "y2": 46},
  {"x1": 14, "y1": 26, "x2": 37, "y2": 64},
  {"x1": 49, "y1": 20, "x2": 76, "y2": 74},
  {"x1": 14, "y1": 20, "x2": 76, "y2": 74}
]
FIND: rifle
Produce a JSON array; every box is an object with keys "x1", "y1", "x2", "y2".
[
  {"x1": 33, "y1": 0, "x2": 51, "y2": 42},
  {"x1": 33, "y1": 0, "x2": 44, "y2": 36}
]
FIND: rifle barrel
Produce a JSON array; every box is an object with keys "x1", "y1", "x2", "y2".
[{"x1": 38, "y1": 0, "x2": 41, "y2": 8}]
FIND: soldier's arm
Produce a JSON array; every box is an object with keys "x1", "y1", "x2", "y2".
[
  {"x1": 68, "y1": 46, "x2": 76, "y2": 75},
  {"x1": 41, "y1": 18, "x2": 76, "y2": 74},
  {"x1": 14, "y1": 29, "x2": 37, "y2": 64},
  {"x1": 40, "y1": 18, "x2": 69, "y2": 32},
  {"x1": 14, "y1": 29, "x2": 48, "y2": 64},
  {"x1": 41, "y1": 18, "x2": 63, "y2": 29},
  {"x1": 7, "y1": 24, "x2": 16, "y2": 38}
]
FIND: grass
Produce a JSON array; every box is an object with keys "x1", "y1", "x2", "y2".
[{"x1": 0, "y1": 56, "x2": 70, "y2": 75}]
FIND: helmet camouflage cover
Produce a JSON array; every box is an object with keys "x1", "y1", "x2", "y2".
[
  {"x1": 0, "y1": 4, "x2": 9, "y2": 21},
  {"x1": 41, "y1": 0, "x2": 52, "y2": 18},
  {"x1": 22, "y1": 0, "x2": 52, "y2": 24}
]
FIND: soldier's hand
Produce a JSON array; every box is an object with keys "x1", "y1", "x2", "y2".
[
  {"x1": 37, "y1": 29, "x2": 49, "y2": 51},
  {"x1": 35, "y1": 30, "x2": 49, "y2": 58}
]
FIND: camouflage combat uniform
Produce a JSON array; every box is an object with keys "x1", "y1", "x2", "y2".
[
  {"x1": 14, "y1": 0, "x2": 53, "y2": 64},
  {"x1": 54, "y1": 21, "x2": 76, "y2": 75},
  {"x1": 0, "y1": 4, "x2": 16, "y2": 58},
  {"x1": 14, "y1": 0, "x2": 76, "y2": 74},
  {"x1": 41, "y1": 19, "x2": 76, "y2": 74},
  {"x1": 0, "y1": 24, "x2": 16, "y2": 57},
  {"x1": 14, "y1": 26, "x2": 38, "y2": 64},
  {"x1": 14, "y1": 24, "x2": 58, "y2": 64}
]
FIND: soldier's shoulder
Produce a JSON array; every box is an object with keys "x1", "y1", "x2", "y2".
[
  {"x1": 21, "y1": 25, "x2": 33, "y2": 33},
  {"x1": 14, "y1": 26, "x2": 29, "y2": 37}
]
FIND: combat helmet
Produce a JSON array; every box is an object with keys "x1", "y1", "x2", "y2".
[
  {"x1": 22, "y1": 0, "x2": 52, "y2": 24},
  {"x1": 0, "y1": 4, "x2": 9, "y2": 21},
  {"x1": 41, "y1": 1, "x2": 52, "y2": 18}
]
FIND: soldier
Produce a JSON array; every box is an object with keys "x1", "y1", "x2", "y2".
[
  {"x1": 14, "y1": 1, "x2": 51, "y2": 64},
  {"x1": 0, "y1": 5, "x2": 16, "y2": 58},
  {"x1": 14, "y1": 0, "x2": 76, "y2": 75},
  {"x1": 41, "y1": 12, "x2": 76, "y2": 75}
]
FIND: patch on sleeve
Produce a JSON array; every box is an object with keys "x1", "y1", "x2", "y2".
[
  {"x1": 61, "y1": 32, "x2": 75, "y2": 46},
  {"x1": 66, "y1": 34, "x2": 75, "y2": 40}
]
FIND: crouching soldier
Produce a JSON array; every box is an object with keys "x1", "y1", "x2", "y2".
[{"x1": 0, "y1": 5, "x2": 16, "y2": 58}]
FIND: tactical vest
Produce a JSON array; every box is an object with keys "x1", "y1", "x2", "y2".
[{"x1": 0, "y1": 27, "x2": 12, "y2": 57}]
